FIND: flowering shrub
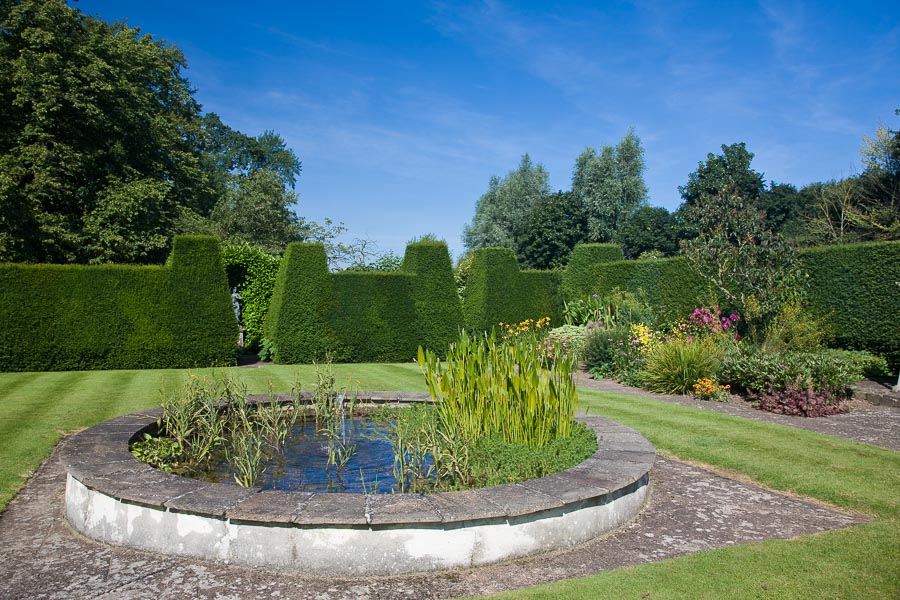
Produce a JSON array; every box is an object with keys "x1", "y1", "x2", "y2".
[
  {"x1": 675, "y1": 306, "x2": 740, "y2": 342},
  {"x1": 629, "y1": 323, "x2": 660, "y2": 354},
  {"x1": 692, "y1": 377, "x2": 731, "y2": 402},
  {"x1": 542, "y1": 325, "x2": 586, "y2": 367}
]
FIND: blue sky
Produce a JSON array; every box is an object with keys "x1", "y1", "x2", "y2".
[{"x1": 75, "y1": 1, "x2": 900, "y2": 260}]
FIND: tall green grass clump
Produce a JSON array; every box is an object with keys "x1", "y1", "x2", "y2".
[
  {"x1": 417, "y1": 329, "x2": 577, "y2": 448},
  {"x1": 640, "y1": 337, "x2": 722, "y2": 394}
]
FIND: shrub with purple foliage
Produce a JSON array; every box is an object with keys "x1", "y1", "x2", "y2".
[{"x1": 751, "y1": 385, "x2": 850, "y2": 417}]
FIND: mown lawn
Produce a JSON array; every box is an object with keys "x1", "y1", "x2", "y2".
[
  {"x1": 486, "y1": 389, "x2": 900, "y2": 599},
  {"x1": 0, "y1": 363, "x2": 425, "y2": 511},
  {"x1": 0, "y1": 366, "x2": 897, "y2": 598}
]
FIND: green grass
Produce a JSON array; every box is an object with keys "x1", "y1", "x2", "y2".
[
  {"x1": 487, "y1": 388, "x2": 900, "y2": 599},
  {"x1": 0, "y1": 363, "x2": 424, "y2": 510},
  {"x1": 1, "y1": 366, "x2": 898, "y2": 598}
]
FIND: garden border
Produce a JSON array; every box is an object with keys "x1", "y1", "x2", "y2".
[{"x1": 59, "y1": 393, "x2": 655, "y2": 576}]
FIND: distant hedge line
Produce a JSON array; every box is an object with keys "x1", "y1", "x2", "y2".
[
  {"x1": 562, "y1": 254, "x2": 710, "y2": 325},
  {"x1": 266, "y1": 241, "x2": 463, "y2": 363},
  {"x1": 0, "y1": 236, "x2": 236, "y2": 372},
  {"x1": 800, "y1": 241, "x2": 899, "y2": 367},
  {"x1": 4, "y1": 235, "x2": 893, "y2": 371}
]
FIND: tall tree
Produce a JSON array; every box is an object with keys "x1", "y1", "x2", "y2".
[
  {"x1": 462, "y1": 154, "x2": 550, "y2": 252},
  {"x1": 176, "y1": 126, "x2": 305, "y2": 253},
  {"x1": 0, "y1": 0, "x2": 308, "y2": 263},
  {"x1": 516, "y1": 191, "x2": 587, "y2": 270},
  {"x1": 678, "y1": 142, "x2": 765, "y2": 208},
  {"x1": 0, "y1": 0, "x2": 214, "y2": 263},
  {"x1": 855, "y1": 112, "x2": 900, "y2": 240},
  {"x1": 616, "y1": 205, "x2": 680, "y2": 258},
  {"x1": 758, "y1": 182, "x2": 807, "y2": 232},
  {"x1": 206, "y1": 170, "x2": 305, "y2": 254},
  {"x1": 681, "y1": 187, "x2": 801, "y2": 339},
  {"x1": 572, "y1": 129, "x2": 647, "y2": 242},
  {"x1": 251, "y1": 130, "x2": 302, "y2": 190},
  {"x1": 615, "y1": 129, "x2": 649, "y2": 226}
]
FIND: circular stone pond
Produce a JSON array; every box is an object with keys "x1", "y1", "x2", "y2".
[{"x1": 60, "y1": 392, "x2": 655, "y2": 576}]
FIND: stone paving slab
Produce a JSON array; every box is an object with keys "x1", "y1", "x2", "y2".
[
  {"x1": 225, "y1": 490, "x2": 313, "y2": 525},
  {"x1": 576, "y1": 373, "x2": 900, "y2": 451},
  {"x1": 0, "y1": 444, "x2": 865, "y2": 599},
  {"x1": 164, "y1": 483, "x2": 255, "y2": 518}
]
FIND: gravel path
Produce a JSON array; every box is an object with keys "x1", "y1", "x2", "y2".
[
  {"x1": 575, "y1": 373, "x2": 900, "y2": 452},
  {"x1": 0, "y1": 439, "x2": 866, "y2": 599}
]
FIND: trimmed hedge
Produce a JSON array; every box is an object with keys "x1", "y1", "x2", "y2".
[
  {"x1": 562, "y1": 254, "x2": 710, "y2": 325},
  {"x1": 401, "y1": 241, "x2": 464, "y2": 354},
  {"x1": 267, "y1": 241, "x2": 463, "y2": 363},
  {"x1": 265, "y1": 243, "x2": 343, "y2": 363},
  {"x1": 0, "y1": 236, "x2": 236, "y2": 372},
  {"x1": 462, "y1": 248, "x2": 562, "y2": 331},
  {"x1": 561, "y1": 243, "x2": 625, "y2": 300},
  {"x1": 800, "y1": 241, "x2": 900, "y2": 368}
]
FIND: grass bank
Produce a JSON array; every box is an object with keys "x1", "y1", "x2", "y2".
[{"x1": 0, "y1": 366, "x2": 897, "y2": 598}]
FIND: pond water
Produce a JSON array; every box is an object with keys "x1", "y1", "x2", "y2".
[{"x1": 207, "y1": 416, "x2": 403, "y2": 493}]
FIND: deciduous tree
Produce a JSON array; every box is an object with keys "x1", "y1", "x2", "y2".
[
  {"x1": 681, "y1": 187, "x2": 802, "y2": 339},
  {"x1": 0, "y1": 0, "x2": 212, "y2": 263},
  {"x1": 572, "y1": 129, "x2": 647, "y2": 242},
  {"x1": 463, "y1": 154, "x2": 550, "y2": 252},
  {"x1": 516, "y1": 191, "x2": 587, "y2": 270}
]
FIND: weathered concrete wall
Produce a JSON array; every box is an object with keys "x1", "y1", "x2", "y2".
[{"x1": 61, "y1": 401, "x2": 655, "y2": 576}]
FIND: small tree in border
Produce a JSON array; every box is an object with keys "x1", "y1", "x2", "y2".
[{"x1": 681, "y1": 187, "x2": 803, "y2": 340}]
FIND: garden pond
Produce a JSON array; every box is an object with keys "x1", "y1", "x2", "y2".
[{"x1": 204, "y1": 414, "x2": 403, "y2": 493}]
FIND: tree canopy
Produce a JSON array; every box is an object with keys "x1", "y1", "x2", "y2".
[
  {"x1": 679, "y1": 142, "x2": 765, "y2": 208},
  {"x1": 0, "y1": 0, "x2": 307, "y2": 263},
  {"x1": 462, "y1": 153, "x2": 550, "y2": 252},
  {"x1": 516, "y1": 191, "x2": 587, "y2": 270},
  {"x1": 0, "y1": 0, "x2": 209, "y2": 263},
  {"x1": 616, "y1": 205, "x2": 680, "y2": 258},
  {"x1": 572, "y1": 129, "x2": 647, "y2": 242}
]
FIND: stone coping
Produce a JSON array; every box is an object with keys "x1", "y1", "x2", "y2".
[{"x1": 59, "y1": 393, "x2": 655, "y2": 529}]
